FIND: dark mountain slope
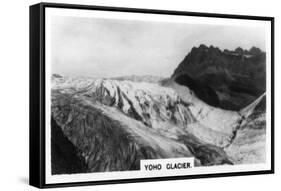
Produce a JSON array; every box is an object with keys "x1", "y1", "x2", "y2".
[
  {"x1": 174, "y1": 74, "x2": 220, "y2": 107},
  {"x1": 51, "y1": 117, "x2": 88, "y2": 174},
  {"x1": 172, "y1": 45, "x2": 266, "y2": 110},
  {"x1": 51, "y1": 92, "x2": 161, "y2": 173}
]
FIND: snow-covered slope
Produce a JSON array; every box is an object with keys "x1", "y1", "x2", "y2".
[
  {"x1": 51, "y1": 75, "x2": 266, "y2": 173},
  {"x1": 52, "y1": 76, "x2": 196, "y2": 131},
  {"x1": 163, "y1": 80, "x2": 242, "y2": 147},
  {"x1": 225, "y1": 93, "x2": 266, "y2": 164}
]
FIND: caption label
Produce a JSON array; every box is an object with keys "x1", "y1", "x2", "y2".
[{"x1": 140, "y1": 157, "x2": 194, "y2": 172}]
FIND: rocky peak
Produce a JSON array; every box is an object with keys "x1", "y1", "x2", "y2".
[
  {"x1": 234, "y1": 47, "x2": 244, "y2": 55},
  {"x1": 172, "y1": 44, "x2": 266, "y2": 110},
  {"x1": 198, "y1": 44, "x2": 208, "y2": 50},
  {"x1": 249, "y1": 46, "x2": 262, "y2": 55}
]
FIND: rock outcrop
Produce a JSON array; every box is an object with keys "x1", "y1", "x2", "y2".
[
  {"x1": 51, "y1": 117, "x2": 88, "y2": 174},
  {"x1": 172, "y1": 45, "x2": 266, "y2": 110}
]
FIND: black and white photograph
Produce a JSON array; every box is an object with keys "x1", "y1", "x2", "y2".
[{"x1": 29, "y1": 3, "x2": 274, "y2": 188}]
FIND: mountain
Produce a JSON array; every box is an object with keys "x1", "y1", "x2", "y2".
[
  {"x1": 225, "y1": 93, "x2": 266, "y2": 163},
  {"x1": 172, "y1": 44, "x2": 266, "y2": 110},
  {"x1": 51, "y1": 117, "x2": 88, "y2": 174},
  {"x1": 51, "y1": 75, "x2": 266, "y2": 174}
]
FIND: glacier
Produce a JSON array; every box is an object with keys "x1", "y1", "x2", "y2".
[{"x1": 51, "y1": 75, "x2": 266, "y2": 174}]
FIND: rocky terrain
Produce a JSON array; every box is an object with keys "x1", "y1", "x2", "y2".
[
  {"x1": 51, "y1": 117, "x2": 88, "y2": 174},
  {"x1": 225, "y1": 93, "x2": 266, "y2": 163},
  {"x1": 172, "y1": 45, "x2": 266, "y2": 110},
  {"x1": 51, "y1": 70, "x2": 266, "y2": 174}
]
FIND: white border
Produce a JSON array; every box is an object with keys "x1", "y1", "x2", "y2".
[{"x1": 45, "y1": 7, "x2": 272, "y2": 184}]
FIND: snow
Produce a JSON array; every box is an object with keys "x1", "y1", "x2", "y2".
[{"x1": 52, "y1": 75, "x2": 266, "y2": 164}]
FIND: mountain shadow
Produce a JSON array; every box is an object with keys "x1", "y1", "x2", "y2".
[
  {"x1": 174, "y1": 74, "x2": 220, "y2": 107},
  {"x1": 51, "y1": 117, "x2": 88, "y2": 174}
]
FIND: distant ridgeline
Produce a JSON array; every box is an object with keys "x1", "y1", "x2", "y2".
[{"x1": 172, "y1": 44, "x2": 266, "y2": 110}]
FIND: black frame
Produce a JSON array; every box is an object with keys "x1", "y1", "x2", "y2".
[{"x1": 29, "y1": 2, "x2": 275, "y2": 189}]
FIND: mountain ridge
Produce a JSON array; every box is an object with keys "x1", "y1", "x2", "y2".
[{"x1": 172, "y1": 44, "x2": 266, "y2": 110}]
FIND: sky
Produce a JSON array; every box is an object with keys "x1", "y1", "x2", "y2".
[{"x1": 51, "y1": 15, "x2": 266, "y2": 78}]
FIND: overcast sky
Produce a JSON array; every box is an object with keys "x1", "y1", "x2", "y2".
[{"x1": 51, "y1": 16, "x2": 266, "y2": 78}]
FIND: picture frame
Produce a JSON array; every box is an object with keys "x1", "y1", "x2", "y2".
[{"x1": 30, "y1": 2, "x2": 274, "y2": 188}]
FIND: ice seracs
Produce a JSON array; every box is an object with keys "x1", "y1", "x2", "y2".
[{"x1": 51, "y1": 74, "x2": 266, "y2": 172}]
